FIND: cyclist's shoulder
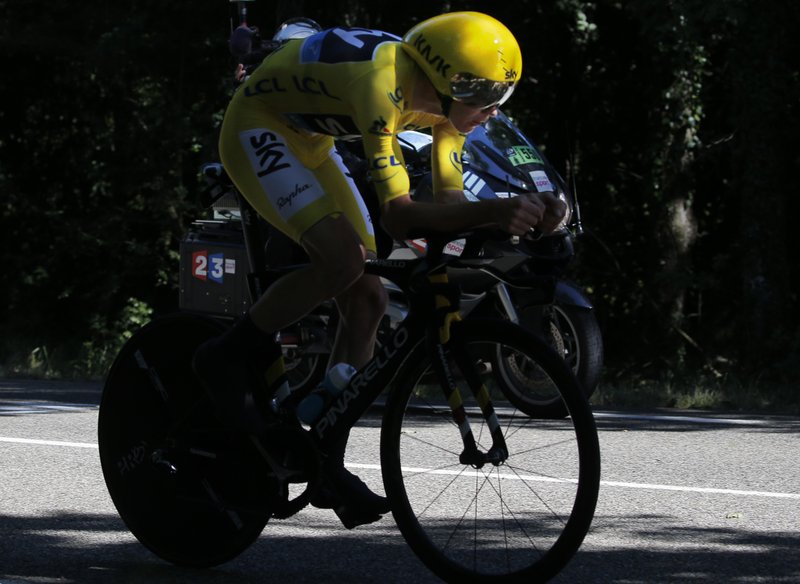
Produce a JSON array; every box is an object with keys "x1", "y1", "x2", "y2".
[
  {"x1": 255, "y1": 28, "x2": 405, "y2": 91},
  {"x1": 301, "y1": 26, "x2": 402, "y2": 64}
]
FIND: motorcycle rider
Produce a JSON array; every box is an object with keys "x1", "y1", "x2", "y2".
[{"x1": 194, "y1": 11, "x2": 566, "y2": 528}]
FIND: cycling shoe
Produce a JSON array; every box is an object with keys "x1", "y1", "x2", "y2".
[
  {"x1": 311, "y1": 466, "x2": 390, "y2": 529},
  {"x1": 333, "y1": 506, "x2": 384, "y2": 530}
]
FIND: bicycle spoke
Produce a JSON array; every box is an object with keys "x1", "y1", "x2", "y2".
[{"x1": 400, "y1": 428, "x2": 463, "y2": 459}]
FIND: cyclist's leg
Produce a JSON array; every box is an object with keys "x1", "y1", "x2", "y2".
[
  {"x1": 319, "y1": 148, "x2": 388, "y2": 368},
  {"x1": 292, "y1": 148, "x2": 390, "y2": 522},
  {"x1": 213, "y1": 118, "x2": 389, "y2": 524},
  {"x1": 221, "y1": 123, "x2": 368, "y2": 334},
  {"x1": 250, "y1": 213, "x2": 367, "y2": 334},
  {"x1": 241, "y1": 143, "x2": 387, "y2": 368},
  {"x1": 330, "y1": 274, "x2": 387, "y2": 366},
  {"x1": 195, "y1": 117, "x2": 368, "y2": 431},
  {"x1": 312, "y1": 251, "x2": 390, "y2": 518}
]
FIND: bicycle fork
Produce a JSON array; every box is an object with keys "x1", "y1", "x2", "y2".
[{"x1": 427, "y1": 273, "x2": 509, "y2": 469}]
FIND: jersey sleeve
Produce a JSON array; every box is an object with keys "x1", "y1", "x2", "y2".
[
  {"x1": 360, "y1": 124, "x2": 411, "y2": 204},
  {"x1": 351, "y1": 68, "x2": 412, "y2": 205},
  {"x1": 431, "y1": 122, "x2": 466, "y2": 194}
]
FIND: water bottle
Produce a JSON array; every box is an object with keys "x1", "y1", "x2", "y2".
[{"x1": 296, "y1": 363, "x2": 357, "y2": 425}]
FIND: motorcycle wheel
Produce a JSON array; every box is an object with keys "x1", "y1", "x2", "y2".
[
  {"x1": 493, "y1": 303, "x2": 603, "y2": 419},
  {"x1": 548, "y1": 304, "x2": 604, "y2": 397}
]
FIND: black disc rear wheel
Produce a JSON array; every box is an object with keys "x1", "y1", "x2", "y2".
[{"x1": 98, "y1": 314, "x2": 272, "y2": 567}]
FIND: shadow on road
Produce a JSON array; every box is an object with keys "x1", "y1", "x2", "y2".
[
  {"x1": 559, "y1": 514, "x2": 800, "y2": 583},
  {"x1": 1, "y1": 508, "x2": 798, "y2": 583},
  {"x1": 0, "y1": 509, "x2": 437, "y2": 584}
]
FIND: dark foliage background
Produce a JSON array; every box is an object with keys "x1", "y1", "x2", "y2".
[{"x1": 1, "y1": 0, "x2": 798, "y2": 391}]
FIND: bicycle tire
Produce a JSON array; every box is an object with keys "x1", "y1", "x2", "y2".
[
  {"x1": 380, "y1": 319, "x2": 600, "y2": 583},
  {"x1": 98, "y1": 313, "x2": 272, "y2": 567}
]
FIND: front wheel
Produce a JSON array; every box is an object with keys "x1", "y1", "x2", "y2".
[{"x1": 381, "y1": 319, "x2": 600, "y2": 583}]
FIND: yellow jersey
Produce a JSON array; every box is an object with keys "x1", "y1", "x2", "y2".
[{"x1": 228, "y1": 27, "x2": 465, "y2": 204}]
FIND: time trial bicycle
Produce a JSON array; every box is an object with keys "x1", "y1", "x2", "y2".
[{"x1": 97, "y1": 184, "x2": 601, "y2": 583}]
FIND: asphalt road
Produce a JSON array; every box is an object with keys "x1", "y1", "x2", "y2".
[{"x1": 1, "y1": 378, "x2": 798, "y2": 583}]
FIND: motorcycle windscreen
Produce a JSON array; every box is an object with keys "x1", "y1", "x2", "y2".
[{"x1": 462, "y1": 111, "x2": 569, "y2": 200}]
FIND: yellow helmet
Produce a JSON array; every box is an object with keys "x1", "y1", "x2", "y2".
[{"x1": 402, "y1": 12, "x2": 522, "y2": 109}]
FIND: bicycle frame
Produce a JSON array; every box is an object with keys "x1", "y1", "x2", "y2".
[
  {"x1": 229, "y1": 188, "x2": 512, "y2": 468},
  {"x1": 307, "y1": 258, "x2": 423, "y2": 444},
  {"x1": 307, "y1": 248, "x2": 509, "y2": 468}
]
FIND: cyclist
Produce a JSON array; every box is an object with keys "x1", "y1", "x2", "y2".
[{"x1": 194, "y1": 11, "x2": 566, "y2": 528}]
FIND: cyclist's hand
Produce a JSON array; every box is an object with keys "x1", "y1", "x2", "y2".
[
  {"x1": 536, "y1": 191, "x2": 568, "y2": 233},
  {"x1": 494, "y1": 195, "x2": 545, "y2": 235}
]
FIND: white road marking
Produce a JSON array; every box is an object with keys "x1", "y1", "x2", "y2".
[
  {"x1": 2, "y1": 440, "x2": 798, "y2": 499},
  {"x1": 0, "y1": 436, "x2": 98, "y2": 449},
  {"x1": 347, "y1": 463, "x2": 800, "y2": 500},
  {"x1": 2, "y1": 401, "x2": 798, "y2": 501},
  {"x1": 598, "y1": 479, "x2": 800, "y2": 499},
  {"x1": 593, "y1": 411, "x2": 774, "y2": 426},
  {"x1": 0, "y1": 401, "x2": 97, "y2": 415}
]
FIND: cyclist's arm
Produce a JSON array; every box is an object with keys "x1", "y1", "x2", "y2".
[
  {"x1": 434, "y1": 190, "x2": 468, "y2": 204},
  {"x1": 355, "y1": 73, "x2": 413, "y2": 201},
  {"x1": 356, "y1": 87, "x2": 548, "y2": 238},
  {"x1": 381, "y1": 193, "x2": 546, "y2": 241},
  {"x1": 425, "y1": 121, "x2": 566, "y2": 229},
  {"x1": 430, "y1": 120, "x2": 466, "y2": 203},
  {"x1": 360, "y1": 123, "x2": 492, "y2": 236}
]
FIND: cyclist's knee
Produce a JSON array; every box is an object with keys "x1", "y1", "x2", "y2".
[
  {"x1": 302, "y1": 214, "x2": 367, "y2": 296},
  {"x1": 339, "y1": 275, "x2": 387, "y2": 323},
  {"x1": 330, "y1": 251, "x2": 366, "y2": 294}
]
